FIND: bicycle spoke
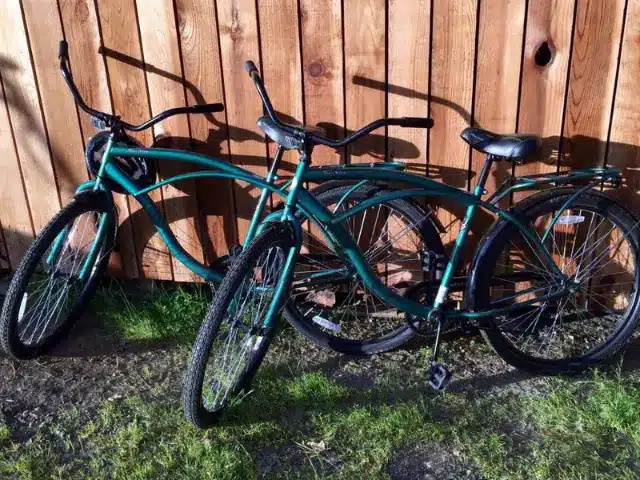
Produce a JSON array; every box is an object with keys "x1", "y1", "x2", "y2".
[{"x1": 489, "y1": 203, "x2": 637, "y2": 362}]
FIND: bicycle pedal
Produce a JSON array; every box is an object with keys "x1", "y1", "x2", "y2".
[{"x1": 428, "y1": 362, "x2": 451, "y2": 391}]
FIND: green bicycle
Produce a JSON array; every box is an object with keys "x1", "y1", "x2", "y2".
[
  {"x1": 182, "y1": 60, "x2": 640, "y2": 428},
  {"x1": 0, "y1": 42, "x2": 443, "y2": 359}
]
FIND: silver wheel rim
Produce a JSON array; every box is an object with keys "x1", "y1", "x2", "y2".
[
  {"x1": 17, "y1": 211, "x2": 107, "y2": 347},
  {"x1": 203, "y1": 244, "x2": 287, "y2": 412},
  {"x1": 488, "y1": 207, "x2": 638, "y2": 360},
  {"x1": 292, "y1": 200, "x2": 429, "y2": 341}
]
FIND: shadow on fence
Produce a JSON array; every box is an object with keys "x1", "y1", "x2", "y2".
[{"x1": 2, "y1": 49, "x2": 640, "y2": 374}]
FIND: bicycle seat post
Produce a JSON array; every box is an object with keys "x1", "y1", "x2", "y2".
[
  {"x1": 426, "y1": 154, "x2": 499, "y2": 391},
  {"x1": 473, "y1": 154, "x2": 497, "y2": 198}
]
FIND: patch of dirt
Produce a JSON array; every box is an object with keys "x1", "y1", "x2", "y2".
[
  {"x1": 0, "y1": 313, "x2": 187, "y2": 438},
  {"x1": 257, "y1": 442, "x2": 342, "y2": 478},
  {"x1": 387, "y1": 443, "x2": 480, "y2": 480}
]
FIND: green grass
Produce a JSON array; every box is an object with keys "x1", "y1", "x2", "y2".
[
  {"x1": 3, "y1": 285, "x2": 640, "y2": 478},
  {"x1": 92, "y1": 284, "x2": 210, "y2": 344},
  {"x1": 2, "y1": 367, "x2": 640, "y2": 479}
]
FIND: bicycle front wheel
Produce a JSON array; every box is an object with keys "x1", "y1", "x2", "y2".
[
  {"x1": 469, "y1": 188, "x2": 640, "y2": 374},
  {"x1": 0, "y1": 191, "x2": 116, "y2": 359},
  {"x1": 182, "y1": 223, "x2": 295, "y2": 428}
]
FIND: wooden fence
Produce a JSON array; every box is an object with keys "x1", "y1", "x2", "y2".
[{"x1": 0, "y1": 0, "x2": 639, "y2": 281}]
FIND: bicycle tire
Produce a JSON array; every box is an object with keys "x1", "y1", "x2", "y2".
[
  {"x1": 182, "y1": 223, "x2": 295, "y2": 428},
  {"x1": 0, "y1": 191, "x2": 116, "y2": 359},
  {"x1": 468, "y1": 187, "x2": 640, "y2": 374}
]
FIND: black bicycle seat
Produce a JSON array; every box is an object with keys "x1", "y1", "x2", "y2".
[
  {"x1": 257, "y1": 116, "x2": 326, "y2": 150},
  {"x1": 461, "y1": 127, "x2": 538, "y2": 162}
]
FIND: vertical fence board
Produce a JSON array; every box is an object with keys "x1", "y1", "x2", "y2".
[
  {"x1": 216, "y1": 0, "x2": 266, "y2": 242},
  {"x1": 609, "y1": 0, "x2": 639, "y2": 208},
  {"x1": 97, "y1": 0, "x2": 171, "y2": 280},
  {"x1": 516, "y1": 0, "x2": 576, "y2": 193},
  {"x1": 429, "y1": 0, "x2": 478, "y2": 247},
  {"x1": 388, "y1": 0, "x2": 430, "y2": 169},
  {"x1": 136, "y1": 0, "x2": 205, "y2": 282},
  {"x1": 344, "y1": 0, "x2": 386, "y2": 164},
  {"x1": 0, "y1": 0, "x2": 60, "y2": 233},
  {"x1": 22, "y1": 0, "x2": 87, "y2": 204},
  {"x1": 471, "y1": 0, "x2": 526, "y2": 198},
  {"x1": 59, "y1": 0, "x2": 112, "y2": 142},
  {"x1": 176, "y1": 0, "x2": 238, "y2": 263},
  {"x1": 561, "y1": 0, "x2": 626, "y2": 168},
  {"x1": 258, "y1": 0, "x2": 304, "y2": 174},
  {"x1": 299, "y1": 0, "x2": 344, "y2": 165},
  {"x1": 59, "y1": 0, "x2": 137, "y2": 277},
  {"x1": 0, "y1": 75, "x2": 33, "y2": 266}
]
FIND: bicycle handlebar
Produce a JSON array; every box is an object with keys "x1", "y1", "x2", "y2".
[
  {"x1": 244, "y1": 59, "x2": 433, "y2": 149},
  {"x1": 59, "y1": 40, "x2": 112, "y2": 124},
  {"x1": 244, "y1": 60, "x2": 281, "y2": 126},
  {"x1": 58, "y1": 40, "x2": 224, "y2": 132}
]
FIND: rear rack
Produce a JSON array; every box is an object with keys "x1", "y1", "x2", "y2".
[
  {"x1": 311, "y1": 162, "x2": 407, "y2": 171},
  {"x1": 488, "y1": 167, "x2": 622, "y2": 205}
]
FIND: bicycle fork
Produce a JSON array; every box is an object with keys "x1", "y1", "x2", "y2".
[
  {"x1": 47, "y1": 137, "x2": 116, "y2": 280},
  {"x1": 256, "y1": 148, "x2": 309, "y2": 334}
]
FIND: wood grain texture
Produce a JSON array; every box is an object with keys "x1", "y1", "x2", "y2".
[
  {"x1": 21, "y1": 0, "x2": 87, "y2": 204},
  {"x1": 97, "y1": 0, "x2": 170, "y2": 280},
  {"x1": 344, "y1": 0, "x2": 386, "y2": 164},
  {"x1": 471, "y1": 0, "x2": 526, "y2": 198},
  {"x1": 0, "y1": 74, "x2": 34, "y2": 267},
  {"x1": 59, "y1": 0, "x2": 112, "y2": 144},
  {"x1": 561, "y1": 0, "x2": 626, "y2": 169},
  {"x1": 517, "y1": 0, "x2": 576, "y2": 187},
  {"x1": 176, "y1": 0, "x2": 238, "y2": 262},
  {"x1": 386, "y1": 0, "x2": 431, "y2": 283},
  {"x1": 59, "y1": 0, "x2": 137, "y2": 277},
  {"x1": 608, "y1": 0, "x2": 639, "y2": 207},
  {"x1": 0, "y1": 0, "x2": 637, "y2": 282},
  {"x1": 0, "y1": 0, "x2": 60, "y2": 233},
  {"x1": 299, "y1": 0, "x2": 344, "y2": 165},
  {"x1": 216, "y1": 0, "x2": 267, "y2": 242},
  {"x1": 136, "y1": 0, "x2": 205, "y2": 282},
  {"x1": 258, "y1": 0, "x2": 304, "y2": 174},
  {"x1": 388, "y1": 0, "x2": 430, "y2": 170},
  {"x1": 429, "y1": 0, "x2": 478, "y2": 246}
]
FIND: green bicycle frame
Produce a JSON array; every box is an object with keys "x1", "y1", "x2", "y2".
[
  {"x1": 288, "y1": 161, "x2": 619, "y2": 321},
  {"x1": 61, "y1": 133, "x2": 620, "y2": 321}
]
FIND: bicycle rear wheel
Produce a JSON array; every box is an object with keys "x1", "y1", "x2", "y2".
[
  {"x1": 0, "y1": 191, "x2": 116, "y2": 359},
  {"x1": 469, "y1": 188, "x2": 640, "y2": 374},
  {"x1": 284, "y1": 185, "x2": 444, "y2": 355},
  {"x1": 182, "y1": 224, "x2": 295, "y2": 428}
]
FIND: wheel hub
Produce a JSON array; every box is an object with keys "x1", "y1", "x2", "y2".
[{"x1": 563, "y1": 276, "x2": 581, "y2": 294}]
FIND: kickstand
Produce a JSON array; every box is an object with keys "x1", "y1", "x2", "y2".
[{"x1": 427, "y1": 315, "x2": 451, "y2": 391}]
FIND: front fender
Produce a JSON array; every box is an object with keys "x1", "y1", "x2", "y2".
[{"x1": 258, "y1": 211, "x2": 303, "y2": 250}]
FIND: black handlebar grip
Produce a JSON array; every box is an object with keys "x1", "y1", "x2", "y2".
[
  {"x1": 400, "y1": 117, "x2": 434, "y2": 128},
  {"x1": 58, "y1": 40, "x2": 68, "y2": 59},
  {"x1": 188, "y1": 103, "x2": 225, "y2": 114},
  {"x1": 244, "y1": 60, "x2": 258, "y2": 75}
]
